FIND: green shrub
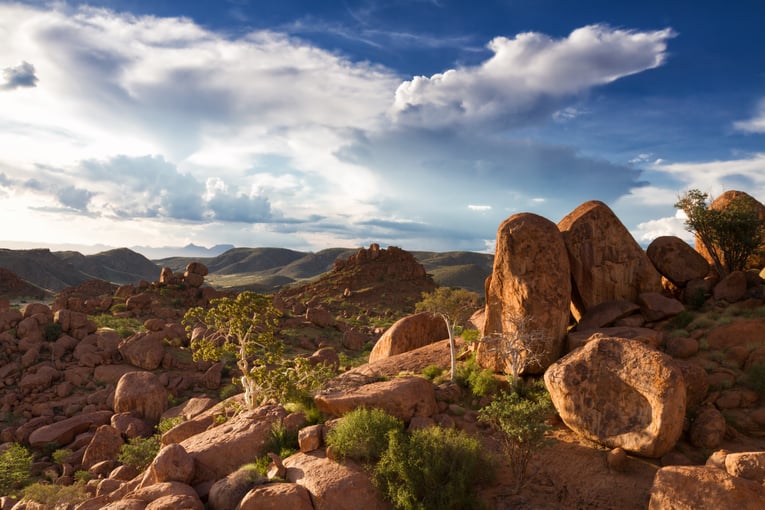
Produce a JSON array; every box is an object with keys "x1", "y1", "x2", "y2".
[
  {"x1": 51, "y1": 448, "x2": 72, "y2": 465},
  {"x1": 21, "y1": 482, "x2": 88, "y2": 506},
  {"x1": 373, "y1": 427, "x2": 491, "y2": 510},
  {"x1": 118, "y1": 435, "x2": 160, "y2": 471},
  {"x1": 664, "y1": 310, "x2": 695, "y2": 331},
  {"x1": 0, "y1": 443, "x2": 33, "y2": 495},
  {"x1": 326, "y1": 408, "x2": 403, "y2": 463},
  {"x1": 478, "y1": 380, "x2": 553, "y2": 493},
  {"x1": 91, "y1": 314, "x2": 144, "y2": 338},
  {"x1": 157, "y1": 416, "x2": 184, "y2": 435},
  {"x1": 456, "y1": 356, "x2": 497, "y2": 398},
  {"x1": 263, "y1": 422, "x2": 299, "y2": 459},
  {"x1": 743, "y1": 364, "x2": 765, "y2": 397},
  {"x1": 43, "y1": 322, "x2": 63, "y2": 342},
  {"x1": 422, "y1": 365, "x2": 443, "y2": 380}
]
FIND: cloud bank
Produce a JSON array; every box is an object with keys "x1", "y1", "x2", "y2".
[{"x1": 0, "y1": 3, "x2": 689, "y2": 251}]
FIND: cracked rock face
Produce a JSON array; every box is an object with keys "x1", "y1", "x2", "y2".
[{"x1": 544, "y1": 337, "x2": 686, "y2": 458}]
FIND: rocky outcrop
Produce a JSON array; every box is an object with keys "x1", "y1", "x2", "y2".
[
  {"x1": 544, "y1": 337, "x2": 685, "y2": 457},
  {"x1": 180, "y1": 404, "x2": 287, "y2": 484},
  {"x1": 315, "y1": 376, "x2": 437, "y2": 422},
  {"x1": 478, "y1": 213, "x2": 571, "y2": 374},
  {"x1": 369, "y1": 312, "x2": 449, "y2": 363},
  {"x1": 27, "y1": 410, "x2": 113, "y2": 448},
  {"x1": 558, "y1": 201, "x2": 662, "y2": 320},
  {"x1": 647, "y1": 236, "x2": 710, "y2": 286}
]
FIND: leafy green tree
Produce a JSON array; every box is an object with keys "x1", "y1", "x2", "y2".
[
  {"x1": 184, "y1": 291, "x2": 334, "y2": 409},
  {"x1": 478, "y1": 381, "x2": 553, "y2": 493},
  {"x1": 0, "y1": 443, "x2": 33, "y2": 496},
  {"x1": 184, "y1": 292, "x2": 282, "y2": 410},
  {"x1": 415, "y1": 287, "x2": 480, "y2": 381},
  {"x1": 675, "y1": 189, "x2": 765, "y2": 277}
]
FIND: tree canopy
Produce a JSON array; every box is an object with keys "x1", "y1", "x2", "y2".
[{"x1": 675, "y1": 189, "x2": 764, "y2": 277}]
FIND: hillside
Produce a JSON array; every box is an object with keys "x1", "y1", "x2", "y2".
[
  {"x1": 0, "y1": 245, "x2": 492, "y2": 297},
  {"x1": 157, "y1": 247, "x2": 491, "y2": 293}
]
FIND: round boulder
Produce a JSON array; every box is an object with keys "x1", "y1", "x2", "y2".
[
  {"x1": 369, "y1": 311, "x2": 448, "y2": 363},
  {"x1": 114, "y1": 371, "x2": 168, "y2": 423},
  {"x1": 544, "y1": 337, "x2": 685, "y2": 458}
]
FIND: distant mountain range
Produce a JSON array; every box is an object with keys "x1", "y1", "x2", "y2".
[{"x1": 0, "y1": 246, "x2": 493, "y2": 296}]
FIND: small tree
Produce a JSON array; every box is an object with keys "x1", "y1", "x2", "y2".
[
  {"x1": 480, "y1": 312, "x2": 549, "y2": 390},
  {"x1": 478, "y1": 381, "x2": 553, "y2": 493},
  {"x1": 183, "y1": 292, "x2": 282, "y2": 410},
  {"x1": 184, "y1": 291, "x2": 333, "y2": 410},
  {"x1": 675, "y1": 189, "x2": 765, "y2": 277},
  {"x1": 415, "y1": 287, "x2": 480, "y2": 381}
]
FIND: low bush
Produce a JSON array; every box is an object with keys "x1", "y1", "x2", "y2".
[
  {"x1": 21, "y1": 482, "x2": 88, "y2": 506},
  {"x1": 326, "y1": 408, "x2": 403, "y2": 463},
  {"x1": 373, "y1": 426, "x2": 491, "y2": 510},
  {"x1": 478, "y1": 380, "x2": 553, "y2": 493},
  {"x1": 456, "y1": 356, "x2": 497, "y2": 397},
  {"x1": 264, "y1": 422, "x2": 299, "y2": 459},
  {"x1": 743, "y1": 364, "x2": 765, "y2": 397},
  {"x1": 118, "y1": 435, "x2": 160, "y2": 471},
  {"x1": 422, "y1": 365, "x2": 443, "y2": 380}
]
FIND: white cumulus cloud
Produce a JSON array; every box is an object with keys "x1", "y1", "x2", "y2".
[{"x1": 392, "y1": 24, "x2": 674, "y2": 129}]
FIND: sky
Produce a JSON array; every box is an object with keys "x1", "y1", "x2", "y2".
[{"x1": 0, "y1": 0, "x2": 764, "y2": 256}]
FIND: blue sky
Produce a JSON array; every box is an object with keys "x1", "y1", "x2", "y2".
[{"x1": 0, "y1": 0, "x2": 763, "y2": 255}]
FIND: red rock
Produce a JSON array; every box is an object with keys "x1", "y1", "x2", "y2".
[
  {"x1": 114, "y1": 371, "x2": 168, "y2": 423},
  {"x1": 82, "y1": 425, "x2": 124, "y2": 470},
  {"x1": 183, "y1": 272, "x2": 205, "y2": 288},
  {"x1": 689, "y1": 406, "x2": 726, "y2": 449},
  {"x1": 127, "y1": 482, "x2": 202, "y2": 509},
  {"x1": 714, "y1": 271, "x2": 748, "y2": 302},
  {"x1": 647, "y1": 236, "x2": 710, "y2": 286},
  {"x1": 285, "y1": 451, "x2": 390, "y2": 510},
  {"x1": 119, "y1": 332, "x2": 166, "y2": 370},
  {"x1": 664, "y1": 336, "x2": 699, "y2": 359},
  {"x1": 306, "y1": 307, "x2": 336, "y2": 328},
  {"x1": 478, "y1": 213, "x2": 571, "y2": 374},
  {"x1": 180, "y1": 405, "x2": 287, "y2": 484},
  {"x1": 566, "y1": 326, "x2": 663, "y2": 352},
  {"x1": 298, "y1": 424, "x2": 323, "y2": 453},
  {"x1": 638, "y1": 292, "x2": 685, "y2": 321},
  {"x1": 576, "y1": 300, "x2": 641, "y2": 331},
  {"x1": 185, "y1": 262, "x2": 209, "y2": 276},
  {"x1": 649, "y1": 465, "x2": 765, "y2": 510},
  {"x1": 148, "y1": 444, "x2": 195, "y2": 485},
  {"x1": 707, "y1": 319, "x2": 765, "y2": 351},
  {"x1": 146, "y1": 494, "x2": 203, "y2": 510},
  {"x1": 207, "y1": 463, "x2": 264, "y2": 510},
  {"x1": 725, "y1": 452, "x2": 765, "y2": 481},
  {"x1": 369, "y1": 312, "x2": 448, "y2": 363},
  {"x1": 544, "y1": 337, "x2": 685, "y2": 458},
  {"x1": 238, "y1": 483, "x2": 313, "y2": 510},
  {"x1": 315, "y1": 376, "x2": 437, "y2": 422},
  {"x1": 28, "y1": 410, "x2": 112, "y2": 448},
  {"x1": 341, "y1": 328, "x2": 368, "y2": 351},
  {"x1": 558, "y1": 200, "x2": 662, "y2": 320}
]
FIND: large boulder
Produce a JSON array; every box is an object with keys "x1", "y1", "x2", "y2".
[
  {"x1": 285, "y1": 451, "x2": 391, "y2": 510},
  {"x1": 113, "y1": 371, "x2": 168, "y2": 423},
  {"x1": 82, "y1": 425, "x2": 124, "y2": 470},
  {"x1": 238, "y1": 483, "x2": 314, "y2": 510},
  {"x1": 314, "y1": 376, "x2": 437, "y2": 422},
  {"x1": 148, "y1": 444, "x2": 195, "y2": 485},
  {"x1": 544, "y1": 337, "x2": 685, "y2": 457},
  {"x1": 180, "y1": 404, "x2": 287, "y2": 484},
  {"x1": 119, "y1": 332, "x2": 166, "y2": 370},
  {"x1": 28, "y1": 410, "x2": 113, "y2": 448},
  {"x1": 477, "y1": 213, "x2": 571, "y2": 374},
  {"x1": 649, "y1": 465, "x2": 765, "y2": 510},
  {"x1": 558, "y1": 200, "x2": 662, "y2": 320},
  {"x1": 647, "y1": 236, "x2": 710, "y2": 286},
  {"x1": 369, "y1": 312, "x2": 448, "y2": 363}
]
